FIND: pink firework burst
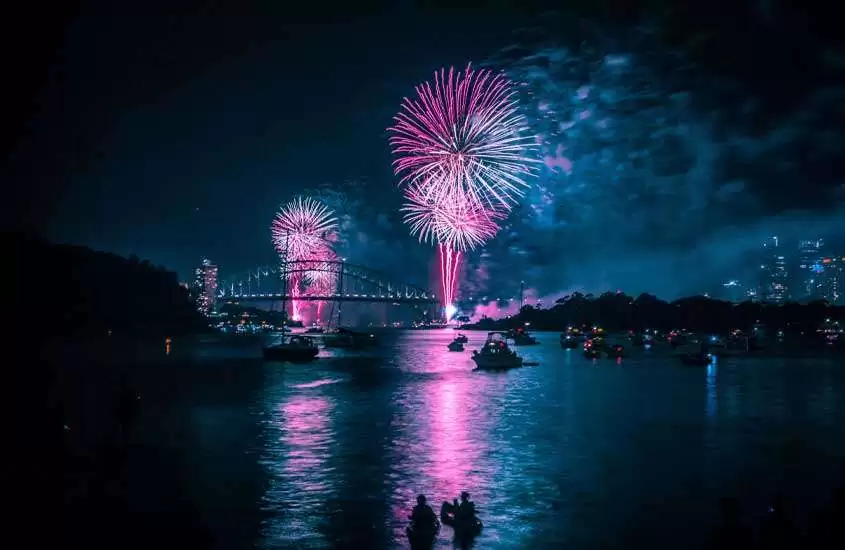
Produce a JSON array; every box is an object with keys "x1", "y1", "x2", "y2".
[
  {"x1": 401, "y1": 182, "x2": 502, "y2": 252},
  {"x1": 401, "y1": 180, "x2": 503, "y2": 318},
  {"x1": 270, "y1": 196, "x2": 338, "y2": 321},
  {"x1": 271, "y1": 196, "x2": 338, "y2": 261},
  {"x1": 389, "y1": 64, "x2": 536, "y2": 210}
]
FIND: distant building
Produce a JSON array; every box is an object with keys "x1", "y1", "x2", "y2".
[
  {"x1": 819, "y1": 256, "x2": 843, "y2": 305},
  {"x1": 759, "y1": 236, "x2": 788, "y2": 304},
  {"x1": 794, "y1": 238, "x2": 824, "y2": 301},
  {"x1": 194, "y1": 258, "x2": 218, "y2": 315}
]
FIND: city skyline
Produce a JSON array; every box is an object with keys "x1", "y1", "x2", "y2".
[{"x1": 715, "y1": 235, "x2": 843, "y2": 305}]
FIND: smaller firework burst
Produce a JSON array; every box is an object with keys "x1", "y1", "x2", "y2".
[
  {"x1": 271, "y1": 196, "x2": 338, "y2": 261},
  {"x1": 402, "y1": 181, "x2": 503, "y2": 252}
]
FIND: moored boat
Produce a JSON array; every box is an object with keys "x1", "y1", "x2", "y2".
[
  {"x1": 560, "y1": 333, "x2": 579, "y2": 349},
  {"x1": 447, "y1": 339, "x2": 465, "y2": 352},
  {"x1": 583, "y1": 336, "x2": 625, "y2": 359},
  {"x1": 406, "y1": 522, "x2": 439, "y2": 549},
  {"x1": 679, "y1": 352, "x2": 714, "y2": 366},
  {"x1": 262, "y1": 335, "x2": 319, "y2": 362},
  {"x1": 472, "y1": 332, "x2": 523, "y2": 370},
  {"x1": 322, "y1": 327, "x2": 378, "y2": 349},
  {"x1": 507, "y1": 327, "x2": 538, "y2": 345}
]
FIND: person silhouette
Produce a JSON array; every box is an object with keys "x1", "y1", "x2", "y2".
[{"x1": 409, "y1": 494, "x2": 437, "y2": 527}]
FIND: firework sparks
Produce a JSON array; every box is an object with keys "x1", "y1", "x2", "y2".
[
  {"x1": 270, "y1": 196, "x2": 338, "y2": 321},
  {"x1": 389, "y1": 64, "x2": 537, "y2": 210},
  {"x1": 389, "y1": 64, "x2": 536, "y2": 319},
  {"x1": 402, "y1": 182, "x2": 503, "y2": 252},
  {"x1": 271, "y1": 196, "x2": 338, "y2": 260}
]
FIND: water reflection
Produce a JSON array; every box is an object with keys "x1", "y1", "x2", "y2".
[
  {"x1": 429, "y1": 376, "x2": 490, "y2": 499},
  {"x1": 234, "y1": 332, "x2": 845, "y2": 548},
  {"x1": 388, "y1": 335, "x2": 505, "y2": 545},
  {"x1": 261, "y1": 391, "x2": 335, "y2": 547},
  {"x1": 706, "y1": 362, "x2": 718, "y2": 418}
]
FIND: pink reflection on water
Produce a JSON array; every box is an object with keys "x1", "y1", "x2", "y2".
[
  {"x1": 428, "y1": 377, "x2": 486, "y2": 497},
  {"x1": 262, "y1": 392, "x2": 335, "y2": 545},
  {"x1": 389, "y1": 339, "x2": 509, "y2": 544},
  {"x1": 280, "y1": 394, "x2": 333, "y2": 493}
]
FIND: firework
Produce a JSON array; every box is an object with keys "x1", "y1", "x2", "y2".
[
  {"x1": 400, "y1": 181, "x2": 504, "y2": 317},
  {"x1": 271, "y1": 196, "x2": 338, "y2": 261},
  {"x1": 270, "y1": 196, "x2": 338, "y2": 321},
  {"x1": 402, "y1": 182, "x2": 503, "y2": 252},
  {"x1": 389, "y1": 64, "x2": 536, "y2": 210}
]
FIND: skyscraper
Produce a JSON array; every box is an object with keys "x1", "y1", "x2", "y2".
[
  {"x1": 820, "y1": 256, "x2": 843, "y2": 305},
  {"x1": 194, "y1": 258, "x2": 218, "y2": 315},
  {"x1": 759, "y1": 237, "x2": 788, "y2": 304},
  {"x1": 794, "y1": 238, "x2": 824, "y2": 301}
]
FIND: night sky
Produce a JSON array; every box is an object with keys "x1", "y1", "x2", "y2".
[{"x1": 4, "y1": 1, "x2": 843, "y2": 297}]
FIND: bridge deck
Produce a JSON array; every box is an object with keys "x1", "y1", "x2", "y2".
[{"x1": 222, "y1": 293, "x2": 437, "y2": 304}]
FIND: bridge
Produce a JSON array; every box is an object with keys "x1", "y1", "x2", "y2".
[{"x1": 217, "y1": 260, "x2": 438, "y2": 305}]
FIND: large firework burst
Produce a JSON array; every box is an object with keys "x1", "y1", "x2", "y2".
[
  {"x1": 389, "y1": 63, "x2": 536, "y2": 210},
  {"x1": 271, "y1": 196, "x2": 338, "y2": 260}
]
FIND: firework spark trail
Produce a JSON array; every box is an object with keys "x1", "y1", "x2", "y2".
[
  {"x1": 289, "y1": 285, "x2": 302, "y2": 321},
  {"x1": 439, "y1": 246, "x2": 462, "y2": 317}
]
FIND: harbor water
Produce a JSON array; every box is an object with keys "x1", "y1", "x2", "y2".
[{"x1": 76, "y1": 330, "x2": 845, "y2": 548}]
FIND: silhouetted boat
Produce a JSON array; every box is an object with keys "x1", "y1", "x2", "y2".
[
  {"x1": 560, "y1": 332, "x2": 580, "y2": 349},
  {"x1": 262, "y1": 335, "x2": 318, "y2": 362},
  {"x1": 406, "y1": 521, "x2": 439, "y2": 549},
  {"x1": 453, "y1": 333, "x2": 468, "y2": 344},
  {"x1": 447, "y1": 339, "x2": 465, "y2": 352},
  {"x1": 507, "y1": 327, "x2": 538, "y2": 345},
  {"x1": 472, "y1": 332, "x2": 523, "y2": 370},
  {"x1": 583, "y1": 336, "x2": 625, "y2": 359},
  {"x1": 440, "y1": 500, "x2": 483, "y2": 541},
  {"x1": 679, "y1": 352, "x2": 713, "y2": 366},
  {"x1": 323, "y1": 328, "x2": 378, "y2": 349}
]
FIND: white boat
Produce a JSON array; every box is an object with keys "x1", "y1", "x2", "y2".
[{"x1": 471, "y1": 332, "x2": 523, "y2": 370}]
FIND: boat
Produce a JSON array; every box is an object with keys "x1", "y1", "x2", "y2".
[
  {"x1": 704, "y1": 334, "x2": 749, "y2": 357},
  {"x1": 304, "y1": 326, "x2": 324, "y2": 334},
  {"x1": 629, "y1": 332, "x2": 645, "y2": 346},
  {"x1": 507, "y1": 327, "x2": 539, "y2": 345},
  {"x1": 472, "y1": 332, "x2": 524, "y2": 370},
  {"x1": 679, "y1": 352, "x2": 714, "y2": 366},
  {"x1": 439, "y1": 501, "x2": 483, "y2": 540},
  {"x1": 453, "y1": 333, "x2": 468, "y2": 344},
  {"x1": 447, "y1": 339, "x2": 465, "y2": 352},
  {"x1": 262, "y1": 335, "x2": 319, "y2": 362},
  {"x1": 583, "y1": 336, "x2": 625, "y2": 359},
  {"x1": 560, "y1": 333, "x2": 580, "y2": 349},
  {"x1": 322, "y1": 327, "x2": 378, "y2": 349},
  {"x1": 406, "y1": 520, "x2": 439, "y2": 549}
]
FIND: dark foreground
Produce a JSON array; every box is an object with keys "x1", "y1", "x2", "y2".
[{"x1": 29, "y1": 331, "x2": 845, "y2": 548}]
